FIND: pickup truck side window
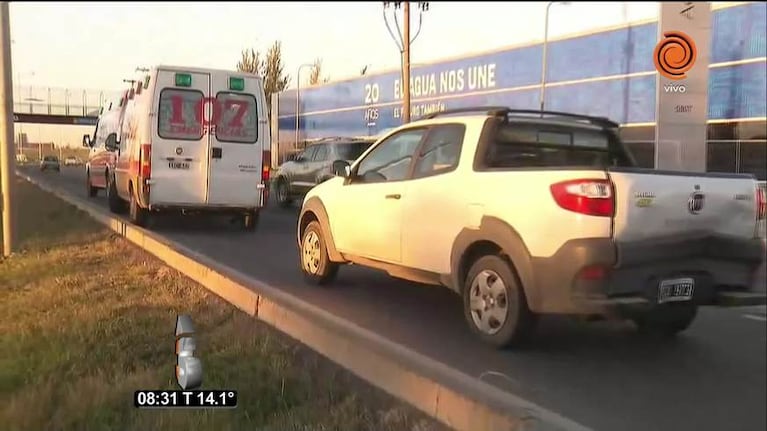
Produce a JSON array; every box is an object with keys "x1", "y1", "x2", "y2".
[
  {"x1": 484, "y1": 121, "x2": 633, "y2": 169},
  {"x1": 312, "y1": 144, "x2": 328, "y2": 162},
  {"x1": 413, "y1": 124, "x2": 466, "y2": 178},
  {"x1": 355, "y1": 129, "x2": 426, "y2": 183},
  {"x1": 302, "y1": 145, "x2": 318, "y2": 162}
]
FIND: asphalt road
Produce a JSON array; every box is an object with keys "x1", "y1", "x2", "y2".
[{"x1": 25, "y1": 166, "x2": 767, "y2": 431}]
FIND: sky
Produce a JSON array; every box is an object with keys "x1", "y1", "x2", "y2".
[{"x1": 6, "y1": 1, "x2": 737, "y2": 146}]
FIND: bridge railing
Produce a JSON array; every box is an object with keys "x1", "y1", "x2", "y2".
[{"x1": 12, "y1": 85, "x2": 123, "y2": 118}]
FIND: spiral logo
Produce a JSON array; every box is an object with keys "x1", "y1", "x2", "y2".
[{"x1": 654, "y1": 31, "x2": 697, "y2": 80}]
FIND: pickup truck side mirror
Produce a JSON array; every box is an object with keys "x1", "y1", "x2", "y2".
[
  {"x1": 82, "y1": 134, "x2": 91, "y2": 148},
  {"x1": 332, "y1": 160, "x2": 351, "y2": 178},
  {"x1": 105, "y1": 133, "x2": 119, "y2": 152}
]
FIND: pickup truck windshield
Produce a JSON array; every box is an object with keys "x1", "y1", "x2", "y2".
[{"x1": 485, "y1": 120, "x2": 635, "y2": 169}]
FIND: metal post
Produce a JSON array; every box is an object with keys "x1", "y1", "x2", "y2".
[
  {"x1": 402, "y1": 2, "x2": 411, "y2": 123},
  {"x1": 0, "y1": 1, "x2": 17, "y2": 257},
  {"x1": 295, "y1": 63, "x2": 314, "y2": 150},
  {"x1": 47, "y1": 87, "x2": 51, "y2": 115},
  {"x1": 539, "y1": 1, "x2": 569, "y2": 112},
  {"x1": 540, "y1": 1, "x2": 554, "y2": 112}
]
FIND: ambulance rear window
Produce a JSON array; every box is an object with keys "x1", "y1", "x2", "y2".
[
  {"x1": 214, "y1": 92, "x2": 258, "y2": 144},
  {"x1": 158, "y1": 89, "x2": 204, "y2": 141}
]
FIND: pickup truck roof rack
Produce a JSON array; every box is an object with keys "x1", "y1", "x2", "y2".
[{"x1": 421, "y1": 106, "x2": 619, "y2": 129}]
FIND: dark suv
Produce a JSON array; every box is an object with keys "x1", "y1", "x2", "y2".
[{"x1": 273, "y1": 137, "x2": 375, "y2": 207}]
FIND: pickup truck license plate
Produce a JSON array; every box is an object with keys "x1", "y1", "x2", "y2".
[
  {"x1": 169, "y1": 162, "x2": 190, "y2": 170},
  {"x1": 658, "y1": 278, "x2": 695, "y2": 304}
]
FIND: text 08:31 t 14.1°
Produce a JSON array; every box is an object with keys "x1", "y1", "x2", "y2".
[{"x1": 134, "y1": 390, "x2": 238, "y2": 409}]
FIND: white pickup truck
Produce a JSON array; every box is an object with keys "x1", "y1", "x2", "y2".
[{"x1": 297, "y1": 107, "x2": 767, "y2": 348}]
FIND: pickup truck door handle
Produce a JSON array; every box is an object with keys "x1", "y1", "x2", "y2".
[
  {"x1": 385, "y1": 194, "x2": 401, "y2": 200},
  {"x1": 211, "y1": 147, "x2": 222, "y2": 159}
]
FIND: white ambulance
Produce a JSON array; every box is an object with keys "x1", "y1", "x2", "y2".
[{"x1": 102, "y1": 65, "x2": 271, "y2": 230}]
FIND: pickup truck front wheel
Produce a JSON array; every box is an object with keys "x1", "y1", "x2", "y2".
[
  {"x1": 632, "y1": 304, "x2": 698, "y2": 337},
  {"x1": 300, "y1": 221, "x2": 339, "y2": 285},
  {"x1": 463, "y1": 255, "x2": 537, "y2": 349}
]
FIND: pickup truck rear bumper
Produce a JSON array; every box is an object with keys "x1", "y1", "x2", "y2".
[{"x1": 529, "y1": 236, "x2": 766, "y2": 314}]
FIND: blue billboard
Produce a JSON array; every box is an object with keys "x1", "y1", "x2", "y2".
[{"x1": 277, "y1": 2, "x2": 766, "y2": 142}]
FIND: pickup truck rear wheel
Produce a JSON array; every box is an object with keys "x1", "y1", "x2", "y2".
[
  {"x1": 300, "y1": 221, "x2": 339, "y2": 285},
  {"x1": 632, "y1": 304, "x2": 698, "y2": 337},
  {"x1": 463, "y1": 255, "x2": 537, "y2": 349}
]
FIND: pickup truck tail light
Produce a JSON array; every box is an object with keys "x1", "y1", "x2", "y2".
[
  {"x1": 756, "y1": 185, "x2": 766, "y2": 220},
  {"x1": 261, "y1": 150, "x2": 271, "y2": 183},
  {"x1": 140, "y1": 144, "x2": 151, "y2": 178},
  {"x1": 550, "y1": 179, "x2": 614, "y2": 217}
]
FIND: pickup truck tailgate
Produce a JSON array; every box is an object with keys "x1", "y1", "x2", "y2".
[{"x1": 608, "y1": 168, "x2": 759, "y2": 243}]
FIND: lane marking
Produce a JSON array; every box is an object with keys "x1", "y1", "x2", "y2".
[{"x1": 743, "y1": 314, "x2": 767, "y2": 322}]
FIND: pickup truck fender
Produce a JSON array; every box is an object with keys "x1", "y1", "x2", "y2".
[
  {"x1": 298, "y1": 197, "x2": 344, "y2": 262},
  {"x1": 450, "y1": 216, "x2": 542, "y2": 310}
]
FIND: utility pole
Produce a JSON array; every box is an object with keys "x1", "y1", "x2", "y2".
[
  {"x1": 0, "y1": 1, "x2": 17, "y2": 257},
  {"x1": 383, "y1": 2, "x2": 428, "y2": 124},
  {"x1": 402, "y1": 1, "x2": 411, "y2": 123}
]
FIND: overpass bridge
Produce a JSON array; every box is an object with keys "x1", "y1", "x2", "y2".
[{"x1": 12, "y1": 85, "x2": 122, "y2": 126}]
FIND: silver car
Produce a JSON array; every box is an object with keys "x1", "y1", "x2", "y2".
[{"x1": 40, "y1": 155, "x2": 61, "y2": 172}]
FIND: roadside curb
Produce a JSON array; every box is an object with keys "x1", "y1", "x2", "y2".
[{"x1": 16, "y1": 170, "x2": 593, "y2": 431}]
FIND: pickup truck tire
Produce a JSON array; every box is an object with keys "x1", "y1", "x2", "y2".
[
  {"x1": 275, "y1": 178, "x2": 293, "y2": 208},
  {"x1": 463, "y1": 255, "x2": 537, "y2": 349},
  {"x1": 107, "y1": 174, "x2": 126, "y2": 214},
  {"x1": 632, "y1": 303, "x2": 698, "y2": 337},
  {"x1": 86, "y1": 171, "x2": 98, "y2": 198},
  {"x1": 129, "y1": 187, "x2": 150, "y2": 228},
  {"x1": 300, "y1": 220, "x2": 339, "y2": 285}
]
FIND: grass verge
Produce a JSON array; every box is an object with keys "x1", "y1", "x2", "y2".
[{"x1": 0, "y1": 177, "x2": 446, "y2": 431}]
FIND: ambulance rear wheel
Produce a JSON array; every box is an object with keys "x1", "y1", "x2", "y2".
[
  {"x1": 129, "y1": 186, "x2": 150, "y2": 227},
  {"x1": 243, "y1": 210, "x2": 259, "y2": 231}
]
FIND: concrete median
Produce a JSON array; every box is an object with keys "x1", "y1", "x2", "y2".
[{"x1": 15, "y1": 170, "x2": 592, "y2": 431}]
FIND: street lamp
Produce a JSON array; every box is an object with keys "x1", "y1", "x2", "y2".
[
  {"x1": 295, "y1": 62, "x2": 316, "y2": 150},
  {"x1": 383, "y1": 1, "x2": 429, "y2": 123},
  {"x1": 540, "y1": 1, "x2": 570, "y2": 112}
]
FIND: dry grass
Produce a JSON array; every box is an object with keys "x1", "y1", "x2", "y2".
[{"x1": 0, "y1": 177, "x2": 446, "y2": 431}]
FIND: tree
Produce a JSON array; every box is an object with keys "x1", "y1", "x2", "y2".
[
  {"x1": 236, "y1": 41, "x2": 291, "y2": 117},
  {"x1": 262, "y1": 40, "x2": 291, "y2": 103},
  {"x1": 236, "y1": 48, "x2": 262, "y2": 75},
  {"x1": 308, "y1": 57, "x2": 331, "y2": 85}
]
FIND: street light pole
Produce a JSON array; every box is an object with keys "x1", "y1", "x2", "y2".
[
  {"x1": 539, "y1": 1, "x2": 569, "y2": 112},
  {"x1": 295, "y1": 63, "x2": 315, "y2": 150},
  {"x1": 0, "y1": 1, "x2": 18, "y2": 257}
]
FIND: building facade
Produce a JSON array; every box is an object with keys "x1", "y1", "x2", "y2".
[{"x1": 275, "y1": 2, "x2": 766, "y2": 179}]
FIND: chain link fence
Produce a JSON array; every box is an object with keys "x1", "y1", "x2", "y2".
[{"x1": 12, "y1": 85, "x2": 123, "y2": 117}]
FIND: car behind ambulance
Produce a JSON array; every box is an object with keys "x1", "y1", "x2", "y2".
[{"x1": 101, "y1": 65, "x2": 271, "y2": 230}]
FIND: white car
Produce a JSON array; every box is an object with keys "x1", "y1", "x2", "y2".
[
  {"x1": 64, "y1": 156, "x2": 82, "y2": 166},
  {"x1": 297, "y1": 107, "x2": 767, "y2": 348}
]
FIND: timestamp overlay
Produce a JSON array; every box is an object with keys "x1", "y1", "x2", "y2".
[{"x1": 134, "y1": 390, "x2": 238, "y2": 409}]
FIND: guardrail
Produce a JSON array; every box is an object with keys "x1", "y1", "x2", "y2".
[{"x1": 16, "y1": 170, "x2": 592, "y2": 431}]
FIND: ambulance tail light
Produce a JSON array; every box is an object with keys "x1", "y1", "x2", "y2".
[{"x1": 140, "y1": 144, "x2": 152, "y2": 178}]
